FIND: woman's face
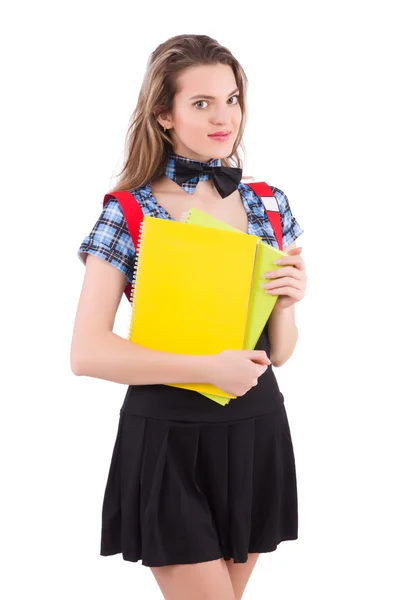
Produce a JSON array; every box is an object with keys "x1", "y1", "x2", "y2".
[{"x1": 163, "y1": 63, "x2": 242, "y2": 162}]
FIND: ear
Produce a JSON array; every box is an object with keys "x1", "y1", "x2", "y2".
[{"x1": 154, "y1": 107, "x2": 172, "y2": 130}]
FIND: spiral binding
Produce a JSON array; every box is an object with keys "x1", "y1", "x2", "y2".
[
  {"x1": 180, "y1": 210, "x2": 191, "y2": 224},
  {"x1": 127, "y1": 219, "x2": 146, "y2": 340}
]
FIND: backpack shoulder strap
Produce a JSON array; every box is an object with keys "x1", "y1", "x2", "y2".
[
  {"x1": 103, "y1": 191, "x2": 144, "y2": 302},
  {"x1": 103, "y1": 191, "x2": 144, "y2": 248},
  {"x1": 245, "y1": 182, "x2": 283, "y2": 250}
]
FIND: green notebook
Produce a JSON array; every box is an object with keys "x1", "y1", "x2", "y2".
[{"x1": 182, "y1": 207, "x2": 287, "y2": 405}]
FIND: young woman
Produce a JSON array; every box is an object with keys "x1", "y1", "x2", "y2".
[{"x1": 71, "y1": 34, "x2": 307, "y2": 600}]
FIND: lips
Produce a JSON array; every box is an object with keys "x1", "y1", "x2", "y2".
[
  {"x1": 208, "y1": 132, "x2": 232, "y2": 142},
  {"x1": 208, "y1": 132, "x2": 231, "y2": 137}
]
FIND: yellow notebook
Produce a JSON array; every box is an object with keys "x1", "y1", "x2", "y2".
[
  {"x1": 128, "y1": 216, "x2": 260, "y2": 401},
  {"x1": 182, "y1": 207, "x2": 287, "y2": 405}
]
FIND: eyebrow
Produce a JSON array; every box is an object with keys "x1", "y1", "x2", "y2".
[{"x1": 188, "y1": 88, "x2": 239, "y2": 100}]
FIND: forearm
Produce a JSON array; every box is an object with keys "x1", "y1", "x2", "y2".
[
  {"x1": 71, "y1": 330, "x2": 213, "y2": 385},
  {"x1": 267, "y1": 304, "x2": 299, "y2": 367}
]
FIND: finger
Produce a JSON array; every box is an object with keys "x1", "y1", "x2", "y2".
[
  {"x1": 256, "y1": 364, "x2": 268, "y2": 377},
  {"x1": 274, "y1": 258, "x2": 305, "y2": 271},
  {"x1": 265, "y1": 286, "x2": 301, "y2": 298},
  {"x1": 249, "y1": 352, "x2": 271, "y2": 365},
  {"x1": 251, "y1": 356, "x2": 271, "y2": 366},
  {"x1": 246, "y1": 350, "x2": 268, "y2": 359},
  {"x1": 263, "y1": 266, "x2": 304, "y2": 280},
  {"x1": 263, "y1": 277, "x2": 303, "y2": 290}
]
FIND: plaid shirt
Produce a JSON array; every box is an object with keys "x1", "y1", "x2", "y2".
[{"x1": 78, "y1": 153, "x2": 304, "y2": 283}]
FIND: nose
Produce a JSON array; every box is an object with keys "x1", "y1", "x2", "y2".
[{"x1": 210, "y1": 105, "x2": 233, "y2": 126}]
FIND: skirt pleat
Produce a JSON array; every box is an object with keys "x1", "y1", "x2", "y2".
[{"x1": 100, "y1": 402, "x2": 298, "y2": 567}]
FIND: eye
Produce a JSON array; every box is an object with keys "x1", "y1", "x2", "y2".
[
  {"x1": 194, "y1": 100, "x2": 209, "y2": 109},
  {"x1": 228, "y1": 95, "x2": 240, "y2": 104},
  {"x1": 193, "y1": 95, "x2": 240, "y2": 109}
]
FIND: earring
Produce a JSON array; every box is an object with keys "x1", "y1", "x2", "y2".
[{"x1": 163, "y1": 125, "x2": 167, "y2": 133}]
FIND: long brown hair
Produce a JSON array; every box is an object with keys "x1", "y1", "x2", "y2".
[{"x1": 109, "y1": 34, "x2": 250, "y2": 193}]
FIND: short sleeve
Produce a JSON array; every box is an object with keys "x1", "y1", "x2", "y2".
[
  {"x1": 77, "y1": 199, "x2": 136, "y2": 283},
  {"x1": 272, "y1": 187, "x2": 304, "y2": 248}
]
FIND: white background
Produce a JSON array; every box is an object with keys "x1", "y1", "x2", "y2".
[{"x1": 1, "y1": 0, "x2": 396, "y2": 598}]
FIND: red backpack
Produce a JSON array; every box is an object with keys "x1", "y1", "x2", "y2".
[{"x1": 103, "y1": 182, "x2": 283, "y2": 303}]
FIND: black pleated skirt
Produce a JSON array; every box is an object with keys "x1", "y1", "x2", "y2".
[{"x1": 100, "y1": 401, "x2": 298, "y2": 567}]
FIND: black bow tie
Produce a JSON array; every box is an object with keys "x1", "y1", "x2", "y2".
[{"x1": 174, "y1": 159, "x2": 243, "y2": 198}]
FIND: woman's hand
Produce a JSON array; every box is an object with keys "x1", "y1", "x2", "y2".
[
  {"x1": 208, "y1": 349, "x2": 271, "y2": 397},
  {"x1": 262, "y1": 246, "x2": 307, "y2": 310}
]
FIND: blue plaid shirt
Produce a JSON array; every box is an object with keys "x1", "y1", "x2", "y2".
[{"x1": 78, "y1": 153, "x2": 304, "y2": 283}]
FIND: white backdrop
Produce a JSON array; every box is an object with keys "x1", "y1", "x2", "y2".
[{"x1": 2, "y1": 0, "x2": 396, "y2": 598}]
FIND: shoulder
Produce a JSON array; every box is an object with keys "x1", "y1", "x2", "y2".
[
  {"x1": 268, "y1": 185, "x2": 286, "y2": 198},
  {"x1": 267, "y1": 185, "x2": 289, "y2": 209},
  {"x1": 101, "y1": 197, "x2": 126, "y2": 220},
  {"x1": 243, "y1": 181, "x2": 304, "y2": 248},
  {"x1": 104, "y1": 186, "x2": 148, "y2": 209},
  {"x1": 77, "y1": 196, "x2": 138, "y2": 284},
  {"x1": 247, "y1": 182, "x2": 295, "y2": 214},
  {"x1": 241, "y1": 181, "x2": 288, "y2": 203},
  {"x1": 241, "y1": 181, "x2": 290, "y2": 214},
  {"x1": 268, "y1": 186, "x2": 304, "y2": 246}
]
